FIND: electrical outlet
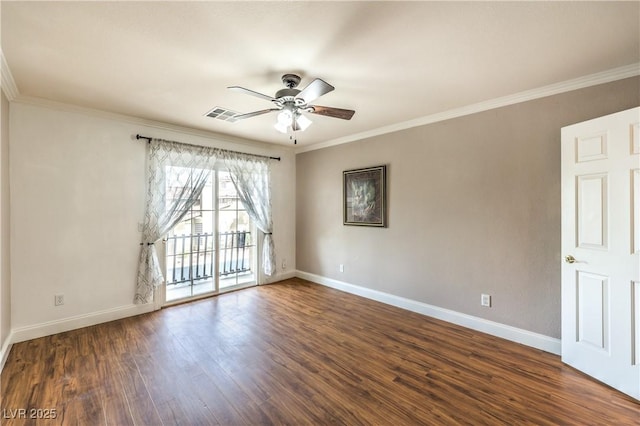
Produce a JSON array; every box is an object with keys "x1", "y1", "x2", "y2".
[
  {"x1": 481, "y1": 293, "x2": 491, "y2": 307},
  {"x1": 54, "y1": 294, "x2": 64, "y2": 306},
  {"x1": 282, "y1": 259, "x2": 286, "y2": 270},
  {"x1": 339, "y1": 264, "x2": 344, "y2": 273}
]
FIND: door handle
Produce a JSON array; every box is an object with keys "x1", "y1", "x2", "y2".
[{"x1": 564, "y1": 255, "x2": 577, "y2": 264}]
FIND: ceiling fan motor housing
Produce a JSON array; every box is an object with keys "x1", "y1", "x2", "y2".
[{"x1": 275, "y1": 88, "x2": 300, "y2": 99}]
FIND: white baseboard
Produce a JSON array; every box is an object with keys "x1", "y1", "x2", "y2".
[
  {"x1": 6, "y1": 270, "x2": 297, "y2": 347},
  {"x1": 272, "y1": 270, "x2": 297, "y2": 282},
  {"x1": 0, "y1": 331, "x2": 13, "y2": 372},
  {"x1": 10, "y1": 303, "x2": 156, "y2": 344},
  {"x1": 296, "y1": 270, "x2": 561, "y2": 355},
  {"x1": 259, "y1": 270, "x2": 296, "y2": 285}
]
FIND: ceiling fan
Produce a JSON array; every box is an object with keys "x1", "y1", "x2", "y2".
[{"x1": 214, "y1": 74, "x2": 355, "y2": 141}]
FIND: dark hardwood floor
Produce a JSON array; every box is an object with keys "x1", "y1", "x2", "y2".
[{"x1": 1, "y1": 278, "x2": 638, "y2": 425}]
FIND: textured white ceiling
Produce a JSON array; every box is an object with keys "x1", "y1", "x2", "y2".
[{"x1": 2, "y1": 1, "x2": 639, "y2": 147}]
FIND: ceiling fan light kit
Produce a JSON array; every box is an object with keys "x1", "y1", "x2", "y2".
[
  {"x1": 274, "y1": 108, "x2": 312, "y2": 134},
  {"x1": 294, "y1": 113, "x2": 312, "y2": 131},
  {"x1": 216, "y1": 73, "x2": 355, "y2": 143},
  {"x1": 275, "y1": 109, "x2": 294, "y2": 133}
]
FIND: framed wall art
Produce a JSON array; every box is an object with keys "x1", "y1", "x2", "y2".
[{"x1": 343, "y1": 165, "x2": 387, "y2": 227}]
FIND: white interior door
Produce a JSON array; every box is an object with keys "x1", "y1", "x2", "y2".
[{"x1": 561, "y1": 106, "x2": 640, "y2": 400}]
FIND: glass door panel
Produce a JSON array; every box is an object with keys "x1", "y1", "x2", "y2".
[
  {"x1": 165, "y1": 168, "x2": 215, "y2": 302},
  {"x1": 218, "y1": 171, "x2": 256, "y2": 289}
]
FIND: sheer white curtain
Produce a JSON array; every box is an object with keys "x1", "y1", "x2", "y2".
[
  {"x1": 135, "y1": 139, "x2": 218, "y2": 304},
  {"x1": 222, "y1": 152, "x2": 276, "y2": 277}
]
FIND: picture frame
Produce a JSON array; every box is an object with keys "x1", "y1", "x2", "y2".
[{"x1": 343, "y1": 165, "x2": 387, "y2": 227}]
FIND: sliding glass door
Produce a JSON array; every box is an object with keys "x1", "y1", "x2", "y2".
[{"x1": 164, "y1": 168, "x2": 256, "y2": 304}]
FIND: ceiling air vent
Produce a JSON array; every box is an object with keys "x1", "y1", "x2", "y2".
[{"x1": 205, "y1": 107, "x2": 240, "y2": 122}]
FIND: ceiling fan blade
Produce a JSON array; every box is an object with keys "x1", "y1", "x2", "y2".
[
  {"x1": 309, "y1": 105, "x2": 355, "y2": 120},
  {"x1": 297, "y1": 79, "x2": 335, "y2": 104},
  {"x1": 228, "y1": 86, "x2": 276, "y2": 102},
  {"x1": 233, "y1": 108, "x2": 279, "y2": 121}
]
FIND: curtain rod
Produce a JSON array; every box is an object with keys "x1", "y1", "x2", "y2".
[{"x1": 135, "y1": 134, "x2": 281, "y2": 161}]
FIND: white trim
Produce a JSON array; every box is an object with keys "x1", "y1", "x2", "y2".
[
  {"x1": 10, "y1": 303, "x2": 155, "y2": 344},
  {"x1": 269, "y1": 270, "x2": 297, "y2": 283},
  {"x1": 0, "y1": 49, "x2": 19, "y2": 101},
  {"x1": 296, "y1": 270, "x2": 561, "y2": 355},
  {"x1": 11, "y1": 95, "x2": 294, "y2": 156},
  {"x1": 5, "y1": 58, "x2": 637, "y2": 155},
  {"x1": 0, "y1": 332, "x2": 14, "y2": 373},
  {"x1": 296, "y1": 63, "x2": 640, "y2": 154}
]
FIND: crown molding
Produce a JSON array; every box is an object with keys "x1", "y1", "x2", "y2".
[
  {"x1": 296, "y1": 62, "x2": 640, "y2": 154},
  {"x1": 1, "y1": 49, "x2": 19, "y2": 101},
  {"x1": 2, "y1": 46, "x2": 289, "y2": 154},
  {"x1": 4, "y1": 52, "x2": 637, "y2": 155},
  {"x1": 12, "y1": 95, "x2": 294, "y2": 155}
]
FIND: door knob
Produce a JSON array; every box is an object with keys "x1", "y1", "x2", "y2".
[{"x1": 564, "y1": 255, "x2": 577, "y2": 264}]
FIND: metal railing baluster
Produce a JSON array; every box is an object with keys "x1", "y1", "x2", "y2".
[
  {"x1": 203, "y1": 233, "x2": 208, "y2": 276},
  {"x1": 234, "y1": 232, "x2": 240, "y2": 273},
  {"x1": 195, "y1": 233, "x2": 201, "y2": 279},
  {"x1": 223, "y1": 233, "x2": 229, "y2": 275},
  {"x1": 180, "y1": 235, "x2": 186, "y2": 281},
  {"x1": 241, "y1": 231, "x2": 246, "y2": 270},
  {"x1": 171, "y1": 236, "x2": 178, "y2": 283},
  {"x1": 188, "y1": 236, "x2": 193, "y2": 287},
  {"x1": 229, "y1": 232, "x2": 238, "y2": 273}
]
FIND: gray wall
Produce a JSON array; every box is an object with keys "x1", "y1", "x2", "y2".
[
  {"x1": 1, "y1": 89, "x2": 10, "y2": 349},
  {"x1": 296, "y1": 77, "x2": 640, "y2": 339}
]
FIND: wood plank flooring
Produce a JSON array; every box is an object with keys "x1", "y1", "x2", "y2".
[{"x1": 1, "y1": 278, "x2": 638, "y2": 425}]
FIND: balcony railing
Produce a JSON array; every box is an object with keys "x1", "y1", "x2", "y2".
[{"x1": 165, "y1": 231, "x2": 253, "y2": 285}]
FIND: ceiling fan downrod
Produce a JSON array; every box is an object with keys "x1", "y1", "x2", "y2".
[{"x1": 281, "y1": 74, "x2": 301, "y2": 89}]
